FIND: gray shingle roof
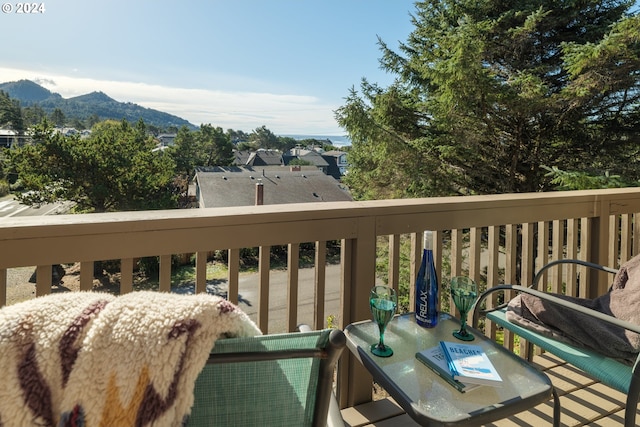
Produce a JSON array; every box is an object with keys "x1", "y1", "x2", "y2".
[
  {"x1": 195, "y1": 166, "x2": 352, "y2": 208},
  {"x1": 234, "y1": 149, "x2": 283, "y2": 166}
]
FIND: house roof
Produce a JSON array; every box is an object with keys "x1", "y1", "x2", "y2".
[
  {"x1": 282, "y1": 151, "x2": 330, "y2": 167},
  {"x1": 234, "y1": 149, "x2": 283, "y2": 166},
  {"x1": 195, "y1": 166, "x2": 352, "y2": 208},
  {"x1": 321, "y1": 154, "x2": 345, "y2": 181},
  {"x1": 323, "y1": 150, "x2": 346, "y2": 157}
]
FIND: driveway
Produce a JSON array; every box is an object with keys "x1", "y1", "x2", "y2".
[{"x1": 4, "y1": 263, "x2": 344, "y2": 334}]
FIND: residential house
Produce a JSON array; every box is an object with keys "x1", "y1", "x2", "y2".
[
  {"x1": 282, "y1": 149, "x2": 330, "y2": 174},
  {"x1": 0, "y1": 129, "x2": 30, "y2": 148},
  {"x1": 234, "y1": 149, "x2": 283, "y2": 167},
  {"x1": 233, "y1": 147, "x2": 348, "y2": 181},
  {"x1": 194, "y1": 165, "x2": 352, "y2": 208},
  {"x1": 54, "y1": 127, "x2": 79, "y2": 137},
  {"x1": 321, "y1": 150, "x2": 349, "y2": 180},
  {"x1": 157, "y1": 134, "x2": 177, "y2": 147},
  {"x1": 0, "y1": 129, "x2": 16, "y2": 148}
]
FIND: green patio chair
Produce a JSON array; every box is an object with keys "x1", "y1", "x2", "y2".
[
  {"x1": 187, "y1": 326, "x2": 346, "y2": 427},
  {"x1": 473, "y1": 259, "x2": 640, "y2": 427}
]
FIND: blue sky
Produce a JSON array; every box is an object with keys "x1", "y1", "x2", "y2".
[{"x1": 0, "y1": 0, "x2": 416, "y2": 135}]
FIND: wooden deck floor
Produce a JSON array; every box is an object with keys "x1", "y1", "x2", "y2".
[{"x1": 340, "y1": 353, "x2": 639, "y2": 426}]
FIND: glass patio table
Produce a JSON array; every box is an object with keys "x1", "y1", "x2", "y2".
[{"x1": 345, "y1": 312, "x2": 559, "y2": 426}]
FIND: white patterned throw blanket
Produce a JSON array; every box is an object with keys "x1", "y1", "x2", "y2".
[{"x1": 0, "y1": 291, "x2": 261, "y2": 427}]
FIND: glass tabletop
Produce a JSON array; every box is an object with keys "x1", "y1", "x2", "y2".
[{"x1": 345, "y1": 312, "x2": 554, "y2": 425}]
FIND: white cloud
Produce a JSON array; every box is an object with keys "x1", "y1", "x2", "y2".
[{"x1": 0, "y1": 67, "x2": 343, "y2": 135}]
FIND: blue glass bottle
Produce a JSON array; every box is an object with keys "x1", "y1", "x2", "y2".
[{"x1": 415, "y1": 230, "x2": 439, "y2": 327}]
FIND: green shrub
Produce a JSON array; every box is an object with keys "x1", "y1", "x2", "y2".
[{"x1": 0, "y1": 180, "x2": 9, "y2": 196}]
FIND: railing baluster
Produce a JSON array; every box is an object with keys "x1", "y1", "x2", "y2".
[
  {"x1": 551, "y1": 220, "x2": 564, "y2": 294},
  {"x1": 504, "y1": 224, "x2": 518, "y2": 349},
  {"x1": 388, "y1": 234, "x2": 400, "y2": 294},
  {"x1": 520, "y1": 223, "x2": 535, "y2": 359},
  {"x1": 580, "y1": 217, "x2": 592, "y2": 298},
  {"x1": 80, "y1": 261, "x2": 93, "y2": 291},
  {"x1": 195, "y1": 251, "x2": 207, "y2": 294},
  {"x1": 487, "y1": 226, "x2": 500, "y2": 289},
  {"x1": 505, "y1": 224, "x2": 517, "y2": 286},
  {"x1": 287, "y1": 243, "x2": 299, "y2": 332},
  {"x1": 537, "y1": 221, "x2": 549, "y2": 291},
  {"x1": 566, "y1": 219, "x2": 579, "y2": 296},
  {"x1": 0, "y1": 268, "x2": 6, "y2": 307},
  {"x1": 469, "y1": 227, "x2": 481, "y2": 284},
  {"x1": 449, "y1": 229, "x2": 463, "y2": 316},
  {"x1": 620, "y1": 213, "x2": 632, "y2": 263},
  {"x1": 610, "y1": 214, "x2": 620, "y2": 268},
  {"x1": 159, "y1": 255, "x2": 171, "y2": 292},
  {"x1": 35, "y1": 265, "x2": 52, "y2": 296},
  {"x1": 409, "y1": 232, "x2": 419, "y2": 314},
  {"x1": 120, "y1": 258, "x2": 134, "y2": 294},
  {"x1": 258, "y1": 246, "x2": 270, "y2": 333},
  {"x1": 433, "y1": 230, "x2": 443, "y2": 298},
  {"x1": 593, "y1": 203, "x2": 612, "y2": 295},
  {"x1": 634, "y1": 214, "x2": 640, "y2": 256},
  {"x1": 314, "y1": 241, "x2": 326, "y2": 330},
  {"x1": 227, "y1": 248, "x2": 240, "y2": 305},
  {"x1": 486, "y1": 225, "x2": 500, "y2": 341}
]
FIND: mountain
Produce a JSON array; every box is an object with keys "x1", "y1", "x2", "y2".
[
  {"x1": 0, "y1": 79, "x2": 196, "y2": 130},
  {"x1": 69, "y1": 91, "x2": 115, "y2": 104},
  {"x1": 0, "y1": 79, "x2": 61, "y2": 103}
]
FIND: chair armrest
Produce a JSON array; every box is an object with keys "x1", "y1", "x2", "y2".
[
  {"x1": 473, "y1": 259, "x2": 618, "y2": 327},
  {"x1": 472, "y1": 284, "x2": 514, "y2": 327},
  {"x1": 532, "y1": 259, "x2": 618, "y2": 290},
  {"x1": 473, "y1": 283, "x2": 640, "y2": 336},
  {"x1": 297, "y1": 323, "x2": 347, "y2": 427}
]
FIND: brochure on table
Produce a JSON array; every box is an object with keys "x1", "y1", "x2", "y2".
[
  {"x1": 439, "y1": 341, "x2": 503, "y2": 387},
  {"x1": 415, "y1": 346, "x2": 481, "y2": 393}
]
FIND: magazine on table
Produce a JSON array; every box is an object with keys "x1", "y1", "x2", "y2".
[
  {"x1": 415, "y1": 346, "x2": 481, "y2": 393},
  {"x1": 439, "y1": 341, "x2": 503, "y2": 387}
]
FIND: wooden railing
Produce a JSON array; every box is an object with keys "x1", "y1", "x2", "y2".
[{"x1": 2, "y1": 188, "x2": 640, "y2": 408}]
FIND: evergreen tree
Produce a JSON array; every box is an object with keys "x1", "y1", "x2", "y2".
[
  {"x1": 0, "y1": 91, "x2": 25, "y2": 133},
  {"x1": 336, "y1": 0, "x2": 640, "y2": 198},
  {"x1": 22, "y1": 104, "x2": 46, "y2": 127},
  {"x1": 168, "y1": 124, "x2": 235, "y2": 178},
  {"x1": 87, "y1": 113, "x2": 101, "y2": 129},
  {"x1": 50, "y1": 108, "x2": 65, "y2": 127},
  {"x1": 249, "y1": 125, "x2": 279, "y2": 149},
  {"x1": 200, "y1": 124, "x2": 235, "y2": 167},
  {"x1": 11, "y1": 119, "x2": 176, "y2": 212},
  {"x1": 169, "y1": 125, "x2": 201, "y2": 177}
]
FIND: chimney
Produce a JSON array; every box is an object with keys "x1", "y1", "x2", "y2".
[
  {"x1": 290, "y1": 165, "x2": 301, "y2": 172},
  {"x1": 255, "y1": 179, "x2": 264, "y2": 205}
]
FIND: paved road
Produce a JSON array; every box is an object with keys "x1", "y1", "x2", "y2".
[
  {"x1": 236, "y1": 264, "x2": 343, "y2": 333},
  {"x1": 0, "y1": 195, "x2": 70, "y2": 218},
  {"x1": 175, "y1": 264, "x2": 344, "y2": 333}
]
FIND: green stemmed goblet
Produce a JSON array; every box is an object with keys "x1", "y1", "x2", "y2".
[
  {"x1": 369, "y1": 285, "x2": 397, "y2": 357},
  {"x1": 450, "y1": 276, "x2": 478, "y2": 341}
]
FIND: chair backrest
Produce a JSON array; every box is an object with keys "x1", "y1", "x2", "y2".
[{"x1": 187, "y1": 328, "x2": 345, "y2": 427}]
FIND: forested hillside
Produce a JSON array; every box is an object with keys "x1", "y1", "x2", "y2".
[{"x1": 0, "y1": 80, "x2": 196, "y2": 130}]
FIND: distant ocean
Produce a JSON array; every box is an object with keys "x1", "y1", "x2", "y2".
[{"x1": 283, "y1": 134, "x2": 351, "y2": 147}]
